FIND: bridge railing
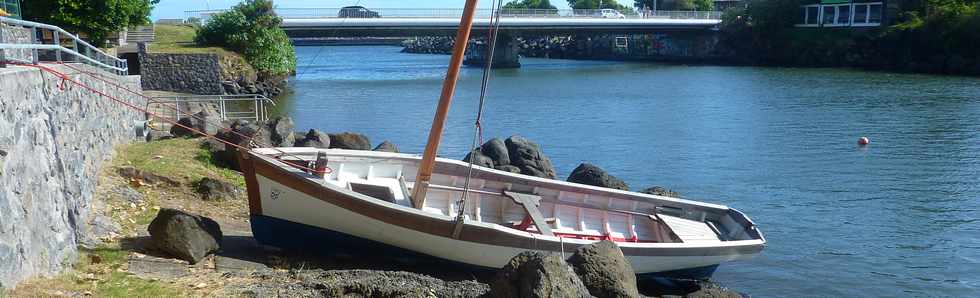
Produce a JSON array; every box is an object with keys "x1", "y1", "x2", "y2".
[
  {"x1": 0, "y1": 16, "x2": 129, "y2": 75},
  {"x1": 186, "y1": 8, "x2": 721, "y2": 21}
]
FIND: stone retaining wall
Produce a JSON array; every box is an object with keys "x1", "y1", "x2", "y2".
[
  {"x1": 0, "y1": 64, "x2": 145, "y2": 288},
  {"x1": 139, "y1": 53, "x2": 224, "y2": 95}
]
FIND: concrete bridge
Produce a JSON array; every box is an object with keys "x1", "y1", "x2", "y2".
[{"x1": 189, "y1": 8, "x2": 724, "y2": 67}]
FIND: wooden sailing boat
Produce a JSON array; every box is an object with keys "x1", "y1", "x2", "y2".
[{"x1": 239, "y1": 0, "x2": 765, "y2": 279}]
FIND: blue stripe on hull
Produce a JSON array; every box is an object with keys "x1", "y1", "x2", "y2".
[{"x1": 250, "y1": 214, "x2": 718, "y2": 280}]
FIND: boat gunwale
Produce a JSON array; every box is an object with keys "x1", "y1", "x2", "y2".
[
  {"x1": 245, "y1": 148, "x2": 766, "y2": 255},
  {"x1": 252, "y1": 147, "x2": 736, "y2": 212}
]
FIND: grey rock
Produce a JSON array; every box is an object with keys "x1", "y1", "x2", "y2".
[
  {"x1": 294, "y1": 129, "x2": 330, "y2": 148},
  {"x1": 170, "y1": 110, "x2": 221, "y2": 138},
  {"x1": 329, "y1": 132, "x2": 372, "y2": 150},
  {"x1": 567, "y1": 163, "x2": 630, "y2": 191},
  {"x1": 116, "y1": 166, "x2": 180, "y2": 186},
  {"x1": 256, "y1": 117, "x2": 295, "y2": 147},
  {"x1": 242, "y1": 269, "x2": 489, "y2": 297},
  {"x1": 495, "y1": 165, "x2": 522, "y2": 173},
  {"x1": 481, "y1": 138, "x2": 510, "y2": 166},
  {"x1": 567, "y1": 240, "x2": 640, "y2": 298},
  {"x1": 113, "y1": 186, "x2": 145, "y2": 204},
  {"x1": 78, "y1": 214, "x2": 122, "y2": 249},
  {"x1": 640, "y1": 186, "x2": 681, "y2": 198},
  {"x1": 505, "y1": 135, "x2": 557, "y2": 179},
  {"x1": 145, "y1": 130, "x2": 173, "y2": 142},
  {"x1": 195, "y1": 177, "x2": 242, "y2": 201},
  {"x1": 463, "y1": 149, "x2": 494, "y2": 168},
  {"x1": 490, "y1": 251, "x2": 591, "y2": 298},
  {"x1": 148, "y1": 209, "x2": 223, "y2": 264},
  {"x1": 373, "y1": 140, "x2": 399, "y2": 153}
]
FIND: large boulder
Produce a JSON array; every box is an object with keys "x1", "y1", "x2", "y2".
[
  {"x1": 373, "y1": 140, "x2": 399, "y2": 153},
  {"x1": 256, "y1": 117, "x2": 295, "y2": 147},
  {"x1": 495, "y1": 165, "x2": 522, "y2": 174},
  {"x1": 567, "y1": 163, "x2": 629, "y2": 191},
  {"x1": 505, "y1": 135, "x2": 557, "y2": 179},
  {"x1": 206, "y1": 120, "x2": 262, "y2": 170},
  {"x1": 640, "y1": 186, "x2": 681, "y2": 198},
  {"x1": 147, "y1": 209, "x2": 223, "y2": 264},
  {"x1": 463, "y1": 149, "x2": 494, "y2": 168},
  {"x1": 329, "y1": 132, "x2": 372, "y2": 150},
  {"x1": 567, "y1": 240, "x2": 640, "y2": 298},
  {"x1": 195, "y1": 177, "x2": 243, "y2": 201},
  {"x1": 480, "y1": 138, "x2": 510, "y2": 166},
  {"x1": 294, "y1": 129, "x2": 331, "y2": 148},
  {"x1": 170, "y1": 110, "x2": 222, "y2": 138},
  {"x1": 490, "y1": 251, "x2": 591, "y2": 298}
]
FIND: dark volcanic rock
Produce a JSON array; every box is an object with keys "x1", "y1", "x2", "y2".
[
  {"x1": 241, "y1": 269, "x2": 489, "y2": 297},
  {"x1": 495, "y1": 165, "x2": 522, "y2": 173},
  {"x1": 567, "y1": 163, "x2": 630, "y2": 191},
  {"x1": 481, "y1": 138, "x2": 510, "y2": 166},
  {"x1": 170, "y1": 110, "x2": 221, "y2": 138},
  {"x1": 490, "y1": 251, "x2": 591, "y2": 298},
  {"x1": 207, "y1": 120, "x2": 262, "y2": 170},
  {"x1": 329, "y1": 132, "x2": 372, "y2": 150},
  {"x1": 505, "y1": 135, "x2": 557, "y2": 179},
  {"x1": 116, "y1": 166, "x2": 179, "y2": 186},
  {"x1": 640, "y1": 186, "x2": 681, "y2": 198},
  {"x1": 373, "y1": 140, "x2": 399, "y2": 153},
  {"x1": 294, "y1": 129, "x2": 331, "y2": 148},
  {"x1": 257, "y1": 117, "x2": 295, "y2": 147},
  {"x1": 147, "y1": 209, "x2": 223, "y2": 264},
  {"x1": 638, "y1": 279, "x2": 743, "y2": 298},
  {"x1": 195, "y1": 177, "x2": 243, "y2": 201},
  {"x1": 146, "y1": 130, "x2": 173, "y2": 142},
  {"x1": 463, "y1": 149, "x2": 494, "y2": 168},
  {"x1": 567, "y1": 240, "x2": 640, "y2": 298}
]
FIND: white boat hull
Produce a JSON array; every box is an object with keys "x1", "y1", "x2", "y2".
[{"x1": 241, "y1": 148, "x2": 765, "y2": 278}]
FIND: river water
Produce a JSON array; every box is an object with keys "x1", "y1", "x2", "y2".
[{"x1": 280, "y1": 45, "x2": 980, "y2": 297}]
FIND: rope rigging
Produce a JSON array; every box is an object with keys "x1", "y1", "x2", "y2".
[
  {"x1": 15, "y1": 61, "x2": 329, "y2": 174},
  {"x1": 452, "y1": 0, "x2": 505, "y2": 238}
]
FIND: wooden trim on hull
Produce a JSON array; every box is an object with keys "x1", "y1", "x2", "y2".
[
  {"x1": 239, "y1": 151, "x2": 264, "y2": 216},
  {"x1": 242, "y1": 152, "x2": 764, "y2": 258}
]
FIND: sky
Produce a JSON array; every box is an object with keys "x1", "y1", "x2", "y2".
[{"x1": 152, "y1": 0, "x2": 574, "y2": 20}]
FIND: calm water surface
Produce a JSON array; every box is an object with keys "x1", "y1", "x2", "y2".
[{"x1": 281, "y1": 46, "x2": 980, "y2": 297}]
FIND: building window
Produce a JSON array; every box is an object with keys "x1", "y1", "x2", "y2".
[
  {"x1": 868, "y1": 3, "x2": 882, "y2": 23},
  {"x1": 823, "y1": 6, "x2": 836, "y2": 25},
  {"x1": 852, "y1": 2, "x2": 883, "y2": 26},
  {"x1": 836, "y1": 5, "x2": 850, "y2": 25},
  {"x1": 803, "y1": 6, "x2": 820, "y2": 25}
]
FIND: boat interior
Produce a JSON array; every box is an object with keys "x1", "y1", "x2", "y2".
[{"x1": 265, "y1": 149, "x2": 758, "y2": 245}]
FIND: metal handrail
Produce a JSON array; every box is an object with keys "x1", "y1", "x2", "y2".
[
  {"x1": 147, "y1": 94, "x2": 276, "y2": 124},
  {"x1": 186, "y1": 8, "x2": 722, "y2": 21},
  {"x1": 0, "y1": 16, "x2": 129, "y2": 75}
]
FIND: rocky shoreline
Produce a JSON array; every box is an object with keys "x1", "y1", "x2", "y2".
[{"x1": 6, "y1": 110, "x2": 735, "y2": 297}]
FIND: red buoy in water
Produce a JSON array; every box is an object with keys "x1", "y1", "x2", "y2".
[{"x1": 858, "y1": 137, "x2": 870, "y2": 146}]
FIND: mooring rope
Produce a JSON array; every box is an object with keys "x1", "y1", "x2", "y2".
[
  {"x1": 453, "y1": 0, "x2": 505, "y2": 239},
  {"x1": 16, "y1": 62, "x2": 328, "y2": 174}
]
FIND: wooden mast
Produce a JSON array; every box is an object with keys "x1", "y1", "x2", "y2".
[{"x1": 411, "y1": 0, "x2": 482, "y2": 209}]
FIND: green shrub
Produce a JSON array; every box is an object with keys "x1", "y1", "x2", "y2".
[{"x1": 194, "y1": 0, "x2": 295, "y2": 76}]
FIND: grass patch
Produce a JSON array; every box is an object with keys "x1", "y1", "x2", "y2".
[
  {"x1": 8, "y1": 247, "x2": 184, "y2": 298},
  {"x1": 150, "y1": 24, "x2": 235, "y2": 56},
  {"x1": 114, "y1": 138, "x2": 244, "y2": 187}
]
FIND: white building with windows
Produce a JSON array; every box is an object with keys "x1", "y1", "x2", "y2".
[{"x1": 797, "y1": 0, "x2": 884, "y2": 27}]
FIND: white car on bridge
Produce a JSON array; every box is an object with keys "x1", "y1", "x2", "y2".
[{"x1": 596, "y1": 9, "x2": 626, "y2": 19}]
